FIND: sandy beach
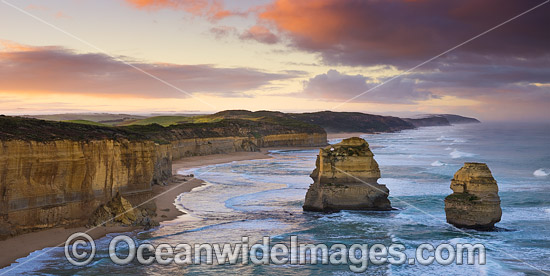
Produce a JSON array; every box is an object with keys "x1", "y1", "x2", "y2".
[{"x1": 0, "y1": 149, "x2": 284, "y2": 269}]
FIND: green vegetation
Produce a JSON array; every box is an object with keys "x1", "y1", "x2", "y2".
[
  {"x1": 24, "y1": 113, "x2": 146, "y2": 126},
  {"x1": 122, "y1": 110, "x2": 325, "y2": 134},
  {"x1": 63, "y1": 120, "x2": 109, "y2": 127},
  {"x1": 0, "y1": 115, "x2": 147, "y2": 142},
  {"x1": 119, "y1": 116, "x2": 190, "y2": 127},
  {"x1": 0, "y1": 112, "x2": 325, "y2": 142}
]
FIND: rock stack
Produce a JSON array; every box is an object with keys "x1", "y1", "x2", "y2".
[
  {"x1": 445, "y1": 162, "x2": 502, "y2": 230},
  {"x1": 303, "y1": 137, "x2": 392, "y2": 212},
  {"x1": 89, "y1": 192, "x2": 159, "y2": 228}
]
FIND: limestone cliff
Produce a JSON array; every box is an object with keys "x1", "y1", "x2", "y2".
[
  {"x1": 444, "y1": 162, "x2": 502, "y2": 230},
  {"x1": 0, "y1": 116, "x2": 327, "y2": 238},
  {"x1": 0, "y1": 139, "x2": 169, "y2": 237},
  {"x1": 303, "y1": 137, "x2": 391, "y2": 212}
]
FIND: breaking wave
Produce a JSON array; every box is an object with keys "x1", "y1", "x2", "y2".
[
  {"x1": 450, "y1": 149, "x2": 476, "y2": 159},
  {"x1": 533, "y1": 169, "x2": 550, "y2": 177},
  {"x1": 431, "y1": 161, "x2": 445, "y2": 167}
]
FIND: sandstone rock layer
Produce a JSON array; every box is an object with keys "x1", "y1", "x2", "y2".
[
  {"x1": 0, "y1": 132, "x2": 327, "y2": 238},
  {"x1": 445, "y1": 162, "x2": 502, "y2": 230},
  {"x1": 303, "y1": 137, "x2": 391, "y2": 212}
]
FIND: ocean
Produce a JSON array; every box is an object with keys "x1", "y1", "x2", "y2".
[{"x1": 2, "y1": 122, "x2": 550, "y2": 275}]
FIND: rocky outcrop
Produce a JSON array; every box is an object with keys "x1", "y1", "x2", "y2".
[
  {"x1": 303, "y1": 137, "x2": 392, "y2": 212},
  {"x1": 89, "y1": 192, "x2": 158, "y2": 228},
  {"x1": 444, "y1": 162, "x2": 502, "y2": 230}
]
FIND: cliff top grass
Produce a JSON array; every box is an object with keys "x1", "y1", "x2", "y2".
[
  {"x1": 62, "y1": 120, "x2": 109, "y2": 127},
  {"x1": 0, "y1": 115, "x2": 147, "y2": 142},
  {"x1": 118, "y1": 116, "x2": 195, "y2": 127},
  {"x1": 0, "y1": 115, "x2": 325, "y2": 142}
]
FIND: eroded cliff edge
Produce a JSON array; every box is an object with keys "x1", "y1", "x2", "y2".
[
  {"x1": 303, "y1": 137, "x2": 391, "y2": 212},
  {"x1": 0, "y1": 116, "x2": 327, "y2": 238}
]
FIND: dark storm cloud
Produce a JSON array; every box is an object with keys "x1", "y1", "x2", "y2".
[{"x1": 260, "y1": 0, "x2": 550, "y2": 68}]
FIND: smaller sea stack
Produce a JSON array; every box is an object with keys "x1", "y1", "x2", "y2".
[
  {"x1": 445, "y1": 162, "x2": 502, "y2": 230},
  {"x1": 303, "y1": 137, "x2": 392, "y2": 212}
]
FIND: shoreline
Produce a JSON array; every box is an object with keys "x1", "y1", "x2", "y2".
[{"x1": 0, "y1": 148, "x2": 291, "y2": 269}]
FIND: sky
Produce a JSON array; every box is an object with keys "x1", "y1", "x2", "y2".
[{"x1": 0, "y1": 0, "x2": 549, "y2": 121}]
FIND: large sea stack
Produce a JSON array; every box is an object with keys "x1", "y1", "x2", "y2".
[
  {"x1": 303, "y1": 137, "x2": 392, "y2": 212},
  {"x1": 445, "y1": 162, "x2": 502, "y2": 230}
]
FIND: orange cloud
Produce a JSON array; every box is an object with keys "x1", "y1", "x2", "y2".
[
  {"x1": 0, "y1": 40, "x2": 35, "y2": 52},
  {"x1": 259, "y1": 0, "x2": 550, "y2": 67},
  {"x1": 125, "y1": 0, "x2": 241, "y2": 20}
]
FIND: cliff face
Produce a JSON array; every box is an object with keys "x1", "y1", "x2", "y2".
[
  {"x1": 444, "y1": 162, "x2": 502, "y2": 230},
  {"x1": 257, "y1": 133, "x2": 327, "y2": 148},
  {"x1": 169, "y1": 133, "x2": 327, "y2": 160},
  {"x1": 0, "y1": 139, "x2": 170, "y2": 237},
  {"x1": 303, "y1": 137, "x2": 391, "y2": 212},
  {"x1": 0, "y1": 116, "x2": 327, "y2": 238}
]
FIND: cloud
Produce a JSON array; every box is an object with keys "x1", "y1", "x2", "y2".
[
  {"x1": 252, "y1": 0, "x2": 550, "y2": 111},
  {"x1": 209, "y1": 26, "x2": 237, "y2": 39},
  {"x1": 239, "y1": 25, "x2": 279, "y2": 44},
  {"x1": 259, "y1": 0, "x2": 550, "y2": 68},
  {"x1": 124, "y1": 0, "x2": 245, "y2": 21},
  {"x1": 303, "y1": 70, "x2": 439, "y2": 104},
  {"x1": 303, "y1": 63, "x2": 550, "y2": 106},
  {"x1": 0, "y1": 43, "x2": 297, "y2": 98}
]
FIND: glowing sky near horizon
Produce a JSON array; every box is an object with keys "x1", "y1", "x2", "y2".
[{"x1": 0, "y1": 0, "x2": 549, "y2": 121}]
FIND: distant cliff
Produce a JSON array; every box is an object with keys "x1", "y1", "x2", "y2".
[
  {"x1": 199, "y1": 110, "x2": 414, "y2": 134},
  {"x1": 0, "y1": 115, "x2": 326, "y2": 238},
  {"x1": 200, "y1": 110, "x2": 479, "y2": 134},
  {"x1": 404, "y1": 114, "x2": 480, "y2": 128},
  {"x1": 25, "y1": 110, "x2": 481, "y2": 134},
  {"x1": 289, "y1": 111, "x2": 414, "y2": 133}
]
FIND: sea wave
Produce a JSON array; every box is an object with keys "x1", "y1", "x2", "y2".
[
  {"x1": 450, "y1": 149, "x2": 476, "y2": 159},
  {"x1": 533, "y1": 168, "x2": 550, "y2": 177},
  {"x1": 437, "y1": 136, "x2": 454, "y2": 141},
  {"x1": 431, "y1": 161, "x2": 445, "y2": 167}
]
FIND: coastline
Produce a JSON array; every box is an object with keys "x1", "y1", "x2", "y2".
[
  {"x1": 327, "y1": 132, "x2": 371, "y2": 140},
  {"x1": 0, "y1": 149, "x2": 284, "y2": 269}
]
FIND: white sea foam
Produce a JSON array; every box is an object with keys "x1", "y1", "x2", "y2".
[
  {"x1": 533, "y1": 168, "x2": 550, "y2": 177},
  {"x1": 450, "y1": 149, "x2": 476, "y2": 159},
  {"x1": 437, "y1": 136, "x2": 454, "y2": 141},
  {"x1": 431, "y1": 161, "x2": 445, "y2": 167},
  {"x1": 445, "y1": 147, "x2": 453, "y2": 151},
  {"x1": 544, "y1": 209, "x2": 550, "y2": 214}
]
